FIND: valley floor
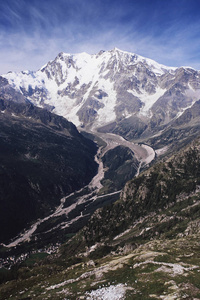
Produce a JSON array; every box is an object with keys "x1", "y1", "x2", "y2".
[{"x1": 3, "y1": 131, "x2": 155, "y2": 250}]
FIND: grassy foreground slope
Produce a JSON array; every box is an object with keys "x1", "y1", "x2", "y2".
[{"x1": 0, "y1": 137, "x2": 200, "y2": 299}]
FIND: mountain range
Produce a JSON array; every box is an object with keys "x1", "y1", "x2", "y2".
[
  {"x1": 3, "y1": 48, "x2": 200, "y2": 132},
  {"x1": 0, "y1": 48, "x2": 200, "y2": 299}
]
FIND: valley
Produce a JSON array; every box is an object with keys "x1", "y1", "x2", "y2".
[
  {"x1": 1, "y1": 135, "x2": 200, "y2": 300},
  {"x1": 2, "y1": 130, "x2": 155, "y2": 253},
  {"x1": 0, "y1": 48, "x2": 200, "y2": 299}
]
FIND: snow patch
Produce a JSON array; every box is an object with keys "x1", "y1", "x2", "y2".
[
  {"x1": 133, "y1": 260, "x2": 199, "y2": 276},
  {"x1": 127, "y1": 87, "x2": 167, "y2": 117},
  {"x1": 174, "y1": 85, "x2": 200, "y2": 119},
  {"x1": 94, "y1": 79, "x2": 117, "y2": 128},
  {"x1": 155, "y1": 146, "x2": 169, "y2": 156},
  {"x1": 85, "y1": 284, "x2": 128, "y2": 300}
]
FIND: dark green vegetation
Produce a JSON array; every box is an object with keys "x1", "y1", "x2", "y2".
[
  {"x1": 0, "y1": 98, "x2": 98, "y2": 243},
  {"x1": 0, "y1": 136, "x2": 199, "y2": 299}
]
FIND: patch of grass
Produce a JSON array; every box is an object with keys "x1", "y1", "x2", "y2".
[
  {"x1": 23, "y1": 252, "x2": 49, "y2": 267},
  {"x1": 184, "y1": 270, "x2": 200, "y2": 290},
  {"x1": 89, "y1": 245, "x2": 115, "y2": 260},
  {"x1": 154, "y1": 254, "x2": 174, "y2": 263},
  {"x1": 103, "y1": 263, "x2": 137, "y2": 286}
]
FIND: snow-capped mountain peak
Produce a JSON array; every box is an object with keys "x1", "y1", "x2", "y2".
[{"x1": 2, "y1": 48, "x2": 200, "y2": 134}]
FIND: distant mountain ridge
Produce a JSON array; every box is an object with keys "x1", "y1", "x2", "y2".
[{"x1": 2, "y1": 48, "x2": 200, "y2": 142}]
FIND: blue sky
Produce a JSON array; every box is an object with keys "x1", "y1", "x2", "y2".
[{"x1": 1, "y1": 0, "x2": 200, "y2": 74}]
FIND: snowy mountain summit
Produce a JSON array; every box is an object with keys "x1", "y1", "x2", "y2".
[{"x1": 3, "y1": 48, "x2": 200, "y2": 137}]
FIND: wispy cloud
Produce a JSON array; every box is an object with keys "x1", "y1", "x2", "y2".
[{"x1": 1, "y1": 0, "x2": 200, "y2": 74}]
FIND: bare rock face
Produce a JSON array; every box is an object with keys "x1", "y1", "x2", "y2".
[{"x1": 2, "y1": 48, "x2": 200, "y2": 140}]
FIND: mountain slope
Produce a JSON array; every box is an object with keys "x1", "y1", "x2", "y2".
[
  {"x1": 1, "y1": 136, "x2": 199, "y2": 299},
  {"x1": 80, "y1": 137, "x2": 200, "y2": 245},
  {"x1": 0, "y1": 98, "x2": 98, "y2": 243},
  {"x1": 1, "y1": 49, "x2": 200, "y2": 299},
  {"x1": 0, "y1": 76, "x2": 26, "y2": 103}
]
